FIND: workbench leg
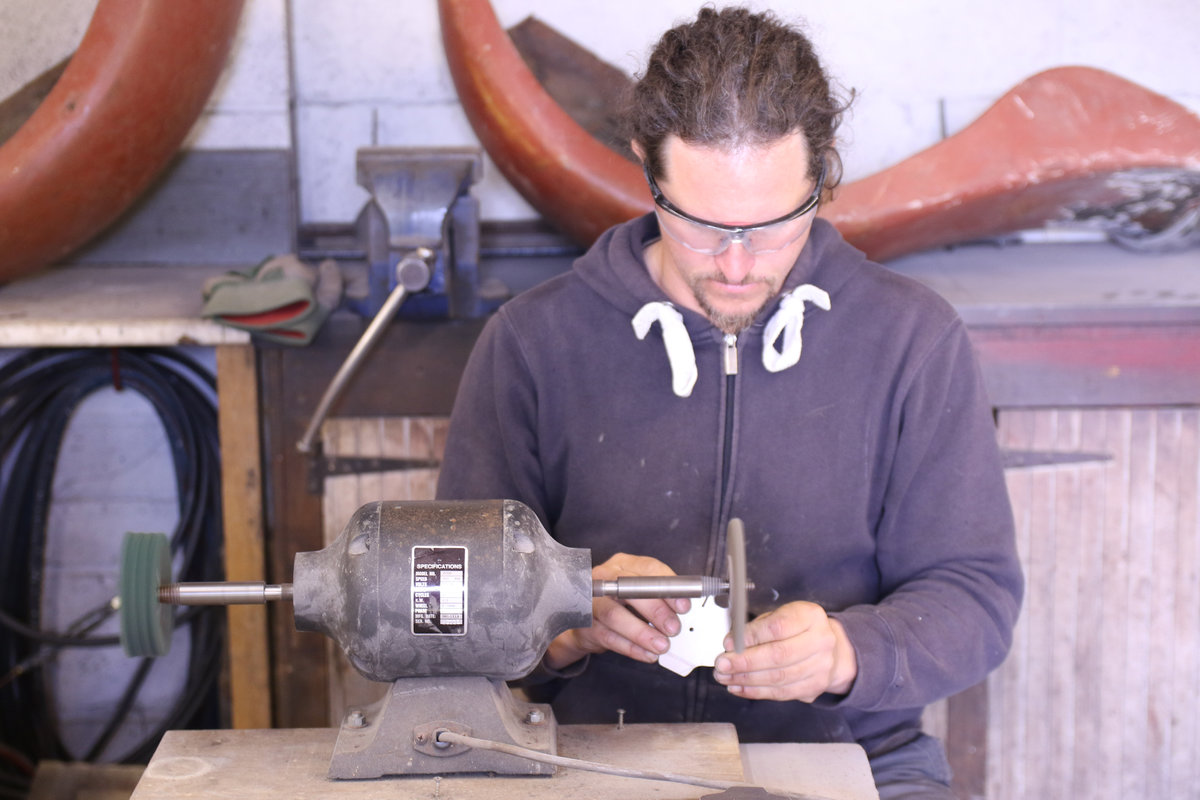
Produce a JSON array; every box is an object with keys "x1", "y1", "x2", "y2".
[{"x1": 216, "y1": 344, "x2": 272, "y2": 729}]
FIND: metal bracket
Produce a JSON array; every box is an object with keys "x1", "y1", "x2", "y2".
[
  {"x1": 305, "y1": 443, "x2": 440, "y2": 494},
  {"x1": 1000, "y1": 449, "x2": 1112, "y2": 470}
]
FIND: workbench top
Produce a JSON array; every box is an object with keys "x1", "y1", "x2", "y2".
[
  {"x1": 130, "y1": 724, "x2": 879, "y2": 800},
  {"x1": 1, "y1": 241, "x2": 1195, "y2": 349},
  {"x1": 0, "y1": 263, "x2": 250, "y2": 347}
]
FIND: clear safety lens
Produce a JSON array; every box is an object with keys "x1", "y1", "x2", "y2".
[{"x1": 655, "y1": 207, "x2": 817, "y2": 256}]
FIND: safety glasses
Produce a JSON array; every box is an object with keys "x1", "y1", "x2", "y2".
[{"x1": 644, "y1": 160, "x2": 826, "y2": 256}]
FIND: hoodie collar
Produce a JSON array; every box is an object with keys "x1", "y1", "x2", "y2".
[{"x1": 574, "y1": 215, "x2": 862, "y2": 397}]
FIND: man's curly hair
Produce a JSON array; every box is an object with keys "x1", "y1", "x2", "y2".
[{"x1": 625, "y1": 5, "x2": 852, "y2": 196}]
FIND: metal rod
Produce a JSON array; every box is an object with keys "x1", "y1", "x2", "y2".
[
  {"x1": 157, "y1": 582, "x2": 294, "y2": 605},
  {"x1": 296, "y1": 250, "x2": 432, "y2": 454}
]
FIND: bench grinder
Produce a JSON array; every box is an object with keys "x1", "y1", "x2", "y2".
[{"x1": 118, "y1": 499, "x2": 748, "y2": 780}]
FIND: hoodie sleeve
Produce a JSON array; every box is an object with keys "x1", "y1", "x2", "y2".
[
  {"x1": 436, "y1": 309, "x2": 552, "y2": 524},
  {"x1": 827, "y1": 320, "x2": 1024, "y2": 712}
]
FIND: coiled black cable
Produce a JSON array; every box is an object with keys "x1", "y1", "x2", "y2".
[{"x1": 0, "y1": 348, "x2": 225, "y2": 786}]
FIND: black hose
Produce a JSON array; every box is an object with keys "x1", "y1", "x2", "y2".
[{"x1": 0, "y1": 348, "x2": 226, "y2": 776}]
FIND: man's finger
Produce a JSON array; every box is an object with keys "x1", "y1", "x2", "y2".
[{"x1": 592, "y1": 598, "x2": 672, "y2": 661}]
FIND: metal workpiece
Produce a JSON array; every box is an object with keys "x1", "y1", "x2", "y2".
[{"x1": 157, "y1": 582, "x2": 293, "y2": 605}]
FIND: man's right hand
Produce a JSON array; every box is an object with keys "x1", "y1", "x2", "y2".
[{"x1": 544, "y1": 553, "x2": 691, "y2": 670}]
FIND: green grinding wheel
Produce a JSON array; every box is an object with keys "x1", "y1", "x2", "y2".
[{"x1": 119, "y1": 532, "x2": 174, "y2": 658}]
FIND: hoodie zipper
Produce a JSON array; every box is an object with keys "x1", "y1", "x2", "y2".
[
  {"x1": 689, "y1": 331, "x2": 739, "y2": 724},
  {"x1": 719, "y1": 333, "x2": 738, "y2": 500}
]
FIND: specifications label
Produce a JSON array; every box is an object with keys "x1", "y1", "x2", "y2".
[{"x1": 411, "y1": 546, "x2": 467, "y2": 635}]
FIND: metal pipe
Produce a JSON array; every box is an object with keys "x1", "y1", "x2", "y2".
[{"x1": 157, "y1": 582, "x2": 294, "y2": 605}]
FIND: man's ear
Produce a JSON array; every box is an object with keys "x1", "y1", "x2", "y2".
[{"x1": 631, "y1": 141, "x2": 646, "y2": 164}]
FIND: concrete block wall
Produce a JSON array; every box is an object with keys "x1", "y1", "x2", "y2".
[
  {"x1": 11, "y1": 0, "x2": 1199, "y2": 227},
  {"x1": 186, "y1": 0, "x2": 1200, "y2": 226}
]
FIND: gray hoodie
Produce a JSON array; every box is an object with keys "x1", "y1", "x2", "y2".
[{"x1": 437, "y1": 215, "x2": 1023, "y2": 755}]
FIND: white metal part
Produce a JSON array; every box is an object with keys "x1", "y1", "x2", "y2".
[
  {"x1": 657, "y1": 517, "x2": 750, "y2": 675},
  {"x1": 658, "y1": 596, "x2": 732, "y2": 676}
]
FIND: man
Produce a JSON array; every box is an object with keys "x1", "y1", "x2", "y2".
[{"x1": 437, "y1": 6, "x2": 1023, "y2": 797}]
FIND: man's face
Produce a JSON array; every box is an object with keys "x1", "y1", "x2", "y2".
[{"x1": 644, "y1": 134, "x2": 820, "y2": 335}]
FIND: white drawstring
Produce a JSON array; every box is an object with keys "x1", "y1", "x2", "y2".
[
  {"x1": 634, "y1": 286, "x2": 829, "y2": 395},
  {"x1": 632, "y1": 302, "x2": 698, "y2": 398},
  {"x1": 761, "y1": 284, "x2": 830, "y2": 373}
]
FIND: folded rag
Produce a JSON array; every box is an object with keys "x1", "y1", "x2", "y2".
[{"x1": 202, "y1": 255, "x2": 343, "y2": 345}]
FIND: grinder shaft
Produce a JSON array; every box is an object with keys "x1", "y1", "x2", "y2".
[
  {"x1": 592, "y1": 575, "x2": 735, "y2": 598},
  {"x1": 157, "y1": 582, "x2": 293, "y2": 605},
  {"x1": 158, "y1": 576, "x2": 735, "y2": 605}
]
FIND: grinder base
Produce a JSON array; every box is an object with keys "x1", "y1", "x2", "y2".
[{"x1": 329, "y1": 676, "x2": 557, "y2": 779}]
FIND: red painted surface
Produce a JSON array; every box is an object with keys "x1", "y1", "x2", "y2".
[
  {"x1": 968, "y1": 325, "x2": 1200, "y2": 407},
  {"x1": 438, "y1": 0, "x2": 651, "y2": 245},
  {"x1": 973, "y1": 326, "x2": 1200, "y2": 370},
  {"x1": 834, "y1": 68, "x2": 1200, "y2": 261},
  {"x1": 0, "y1": 0, "x2": 244, "y2": 283},
  {"x1": 440, "y1": 0, "x2": 1200, "y2": 262}
]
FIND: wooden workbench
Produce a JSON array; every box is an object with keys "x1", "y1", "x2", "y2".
[
  {"x1": 130, "y1": 723, "x2": 878, "y2": 799},
  {"x1": 0, "y1": 262, "x2": 272, "y2": 730}
]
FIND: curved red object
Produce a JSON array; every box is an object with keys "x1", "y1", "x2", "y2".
[
  {"x1": 438, "y1": 0, "x2": 650, "y2": 245},
  {"x1": 441, "y1": 0, "x2": 1200, "y2": 261},
  {"x1": 829, "y1": 66, "x2": 1200, "y2": 261},
  {"x1": 0, "y1": 0, "x2": 244, "y2": 282}
]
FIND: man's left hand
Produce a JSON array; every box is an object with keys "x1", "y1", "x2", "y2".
[{"x1": 711, "y1": 601, "x2": 857, "y2": 702}]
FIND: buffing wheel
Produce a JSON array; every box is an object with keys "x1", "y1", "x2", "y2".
[
  {"x1": 726, "y1": 518, "x2": 748, "y2": 653},
  {"x1": 119, "y1": 532, "x2": 174, "y2": 657}
]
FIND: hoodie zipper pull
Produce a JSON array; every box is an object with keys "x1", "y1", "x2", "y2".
[{"x1": 723, "y1": 333, "x2": 738, "y2": 376}]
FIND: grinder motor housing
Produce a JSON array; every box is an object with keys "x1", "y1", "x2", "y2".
[{"x1": 293, "y1": 499, "x2": 594, "y2": 682}]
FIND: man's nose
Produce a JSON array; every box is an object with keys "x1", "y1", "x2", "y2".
[{"x1": 715, "y1": 239, "x2": 756, "y2": 283}]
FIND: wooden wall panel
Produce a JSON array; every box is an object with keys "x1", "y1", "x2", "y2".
[
  {"x1": 319, "y1": 416, "x2": 450, "y2": 724},
  {"x1": 990, "y1": 408, "x2": 1200, "y2": 800}
]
